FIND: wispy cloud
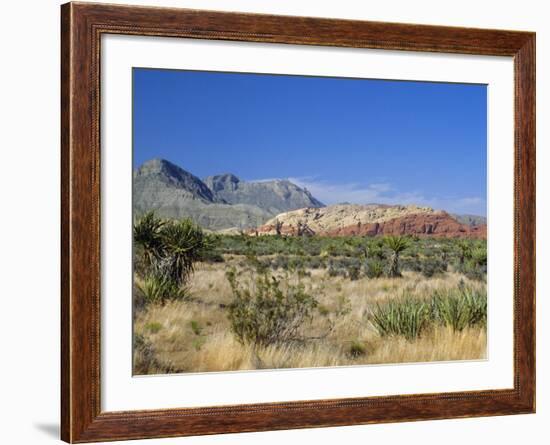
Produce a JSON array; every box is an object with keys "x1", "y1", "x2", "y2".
[{"x1": 271, "y1": 176, "x2": 486, "y2": 216}]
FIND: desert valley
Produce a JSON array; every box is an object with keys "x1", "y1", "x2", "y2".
[{"x1": 133, "y1": 159, "x2": 487, "y2": 374}]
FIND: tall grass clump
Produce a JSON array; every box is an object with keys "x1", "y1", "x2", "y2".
[{"x1": 226, "y1": 268, "x2": 318, "y2": 347}]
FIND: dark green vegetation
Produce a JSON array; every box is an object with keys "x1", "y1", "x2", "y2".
[
  {"x1": 133, "y1": 212, "x2": 487, "y2": 308},
  {"x1": 210, "y1": 232, "x2": 487, "y2": 281}
]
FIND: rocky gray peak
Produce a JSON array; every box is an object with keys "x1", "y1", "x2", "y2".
[
  {"x1": 204, "y1": 173, "x2": 241, "y2": 193},
  {"x1": 133, "y1": 158, "x2": 325, "y2": 230},
  {"x1": 203, "y1": 175, "x2": 324, "y2": 215},
  {"x1": 135, "y1": 158, "x2": 215, "y2": 203},
  {"x1": 451, "y1": 213, "x2": 487, "y2": 227}
]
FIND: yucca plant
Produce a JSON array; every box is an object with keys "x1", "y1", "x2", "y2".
[
  {"x1": 157, "y1": 218, "x2": 214, "y2": 285},
  {"x1": 456, "y1": 240, "x2": 472, "y2": 265},
  {"x1": 431, "y1": 287, "x2": 487, "y2": 331},
  {"x1": 370, "y1": 296, "x2": 429, "y2": 340},
  {"x1": 470, "y1": 246, "x2": 487, "y2": 267},
  {"x1": 383, "y1": 236, "x2": 410, "y2": 278},
  {"x1": 133, "y1": 211, "x2": 165, "y2": 269},
  {"x1": 136, "y1": 274, "x2": 186, "y2": 305}
]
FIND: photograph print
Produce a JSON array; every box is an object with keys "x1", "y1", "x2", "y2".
[{"x1": 132, "y1": 68, "x2": 487, "y2": 375}]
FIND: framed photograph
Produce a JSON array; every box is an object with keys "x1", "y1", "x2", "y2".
[{"x1": 61, "y1": 2, "x2": 535, "y2": 442}]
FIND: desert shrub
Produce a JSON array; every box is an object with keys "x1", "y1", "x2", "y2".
[
  {"x1": 456, "y1": 260, "x2": 487, "y2": 281},
  {"x1": 306, "y1": 256, "x2": 324, "y2": 269},
  {"x1": 133, "y1": 334, "x2": 178, "y2": 375},
  {"x1": 133, "y1": 334, "x2": 159, "y2": 375},
  {"x1": 145, "y1": 321, "x2": 163, "y2": 334},
  {"x1": 190, "y1": 320, "x2": 202, "y2": 336},
  {"x1": 200, "y1": 250, "x2": 225, "y2": 263},
  {"x1": 363, "y1": 239, "x2": 386, "y2": 260},
  {"x1": 420, "y1": 258, "x2": 448, "y2": 278},
  {"x1": 370, "y1": 296, "x2": 430, "y2": 340},
  {"x1": 192, "y1": 337, "x2": 206, "y2": 351},
  {"x1": 465, "y1": 264, "x2": 487, "y2": 281},
  {"x1": 136, "y1": 274, "x2": 186, "y2": 305},
  {"x1": 431, "y1": 288, "x2": 487, "y2": 331},
  {"x1": 365, "y1": 260, "x2": 384, "y2": 279},
  {"x1": 328, "y1": 266, "x2": 346, "y2": 278},
  {"x1": 244, "y1": 253, "x2": 269, "y2": 274},
  {"x1": 347, "y1": 264, "x2": 361, "y2": 280},
  {"x1": 348, "y1": 341, "x2": 367, "y2": 358},
  {"x1": 226, "y1": 268, "x2": 318, "y2": 347},
  {"x1": 271, "y1": 255, "x2": 289, "y2": 270},
  {"x1": 317, "y1": 304, "x2": 330, "y2": 316},
  {"x1": 400, "y1": 257, "x2": 422, "y2": 272}
]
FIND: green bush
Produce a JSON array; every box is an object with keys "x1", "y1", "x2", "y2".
[
  {"x1": 347, "y1": 264, "x2": 361, "y2": 281},
  {"x1": 348, "y1": 341, "x2": 367, "y2": 358},
  {"x1": 420, "y1": 258, "x2": 448, "y2": 278},
  {"x1": 456, "y1": 260, "x2": 487, "y2": 281},
  {"x1": 190, "y1": 320, "x2": 202, "y2": 336},
  {"x1": 226, "y1": 268, "x2": 318, "y2": 347},
  {"x1": 145, "y1": 321, "x2": 163, "y2": 334},
  {"x1": 365, "y1": 260, "x2": 384, "y2": 278}
]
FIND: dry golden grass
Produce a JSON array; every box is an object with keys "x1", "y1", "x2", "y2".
[{"x1": 134, "y1": 258, "x2": 487, "y2": 374}]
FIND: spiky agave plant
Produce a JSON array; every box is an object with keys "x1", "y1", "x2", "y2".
[
  {"x1": 470, "y1": 246, "x2": 487, "y2": 267},
  {"x1": 158, "y1": 218, "x2": 213, "y2": 285},
  {"x1": 370, "y1": 296, "x2": 429, "y2": 340},
  {"x1": 383, "y1": 235, "x2": 410, "y2": 278},
  {"x1": 133, "y1": 211, "x2": 165, "y2": 270}
]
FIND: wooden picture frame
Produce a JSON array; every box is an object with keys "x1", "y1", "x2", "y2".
[{"x1": 61, "y1": 2, "x2": 535, "y2": 442}]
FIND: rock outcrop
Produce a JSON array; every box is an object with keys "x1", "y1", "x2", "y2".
[{"x1": 255, "y1": 204, "x2": 486, "y2": 239}]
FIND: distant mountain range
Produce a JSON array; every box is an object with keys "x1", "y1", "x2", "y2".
[
  {"x1": 133, "y1": 158, "x2": 486, "y2": 238},
  {"x1": 134, "y1": 159, "x2": 323, "y2": 231}
]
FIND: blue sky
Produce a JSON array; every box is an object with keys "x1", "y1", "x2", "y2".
[{"x1": 133, "y1": 68, "x2": 487, "y2": 216}]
